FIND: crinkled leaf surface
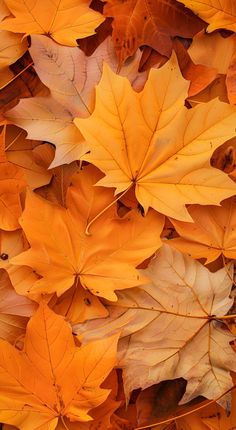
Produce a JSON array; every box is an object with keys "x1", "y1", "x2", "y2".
[
  {"x1": 168, "y1": 197, "x2": 236, "y2": 263},
  {"x1": 75, "y1": 55, "x2": 236, "y2": 221},
  {"x1": 0, "y1": 0, "x2": 104, "y2": 46},
  {"x1": 76, "y1": 244, "x2": 236, "y2": 405},
  {"x1": 11, "y1": 165, "x2": 164, "y2": 301},
  {"x1": 0, "y1": 301, "x2": 119, "y2": 430},
  {"x1": 177, "y1": 0, "x2": 236, "y2": 32}
]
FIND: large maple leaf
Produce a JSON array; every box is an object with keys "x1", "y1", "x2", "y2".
[
  {"x1": 168, "y1": 197, "x2": 236, "y2": 263},
  {"x1": 0, "y1": 0, "x2": 104, "y2": 46},
  {"x1": 104, "y1": 0, "x2": 205, "y2": 65},
  {"x1": 76, "y1": 245, "x2": 236, "y2": 405},
  {"x1": 177, "y1": 0, "x2": 236, "y2": 32},
  {"x1": 11, "y1": 165, "x2": 164, "y2": 301},
  {"x1": 75, "y1": 55, "x2": 236, "y2": 221},
  {"x1": 0, "y1": 301, "x2": 119, "y2": 430}
]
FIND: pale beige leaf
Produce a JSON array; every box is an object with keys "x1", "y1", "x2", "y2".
[
  {"x1": 75, "y1": 245, "x2": 236, "y2": 405},
  {"x1": 5, "y1": 96, "x2": 88, "y2": 167}
]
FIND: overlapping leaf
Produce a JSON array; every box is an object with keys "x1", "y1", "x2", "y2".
[
  {"x1": 104, "y1": 0, "x2": 205, "y2": 65},
  {"x1": 11, "y1": 165, "x2": 164, "y2": 302},
  {"x1": 75, "y1": 54, "x2": 236, "y2": 221},
  {"x1": 0, "y1": 0, "x2": 104, "y2": 46},
  {"x1": 0, "y1": 301, "x2": 119, "y2": 430},
  {"x1": 168, "y1": 197, "x2": 236, "y2": 263},
  {"x1": 76, "y1": 245, "x2": 236, "y2": 405},
  {"x1": 5, "y1": 36, "x2": 146, "y2": 167},
  {"x1": 178, "y1": 0, "x2": 236, "y2": 32}
]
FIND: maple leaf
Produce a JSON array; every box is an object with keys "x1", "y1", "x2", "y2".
[
  {"x1": 0, "y1": 0, "x2": 104, "y2": 46},
  {"x1": 11, "y1": 165, "x2": 164, "y2": 301},
  {"x1": 76, "y1": 244, "x2": 236, "y2": 405},
  {"x1": 177, "y1": 0, "x2": 236, "y2": 33},
  {"x1": 5, "y1": 36, "x2": 146, "y2": 167},
  {"x1": 168, "y1": 197, "x2": 236, "y2": 263},
  {"x1": 104, "y1": 0, "x2": 205, "y2": 65},
  {"x1": 0, "y1": 301, "x2": 119, "y2": 429},
  {"x1": 75, "y1": 55, "x2": 236, "y2": 221}
]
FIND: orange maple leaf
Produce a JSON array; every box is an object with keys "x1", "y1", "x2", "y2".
[
  {"x1": 11, "y1": 165, "x2": 164, "y2": 301},
  {"x1": 0, "y1": 301, "x2": 119, "y2": 430}
]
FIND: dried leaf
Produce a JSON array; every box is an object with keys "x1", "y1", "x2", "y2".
[{"x1": 76, "y1": 245, "x2": 236, "y2": 405}]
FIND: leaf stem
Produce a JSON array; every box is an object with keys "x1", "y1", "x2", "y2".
[
  {"x1": 60, "y1": 416, "x2": 70, "y2": 430},
  {"x1": 85, "y1": 184, "x2": 132, "y2": 235}
]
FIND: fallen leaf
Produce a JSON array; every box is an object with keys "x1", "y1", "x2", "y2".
[
  {"x1": 168, "y1": 197, "x2": 236, "y2": 263},
  {"x1": 76, "y1": 244, "x2": 236, "y2": 405},
  {"x1": 188, "y1": 31, "x2": 236, "y2": 75},
  {"x1": 104, "y1": 0, "x2": 205, "y2": 65},
  {"x1": 29, "y1": 35, "x2": 146, "y2": 117},
  {"x1": 4, "y1": 95, "x2": 87, "y2": 167},
  {"x1": 177, "y1": 0, "x2": 236, "y2": 33},
  {"x1": 75, "y1": 55, "x2": 236, "y2": 221},
  {"x1": 51, "y1": 282, "x2": 109, "y2": 325},
  {"x1": 5, "y1": 36, "x2": 146, "y2": 167},
  {"x1": 0, "y1": 301, "x2": 119, "y2": 429},
  {"x1": 4, "y1": 124, "x2": 52, "y2": 190},
  {"x1": 0, "y1": 0, "x2": 104, "y2": 46},
  {"x1": 11, "y1": 165, "x2": 164, "y2": 302},
  {"x1": 173, "y1": 39, "x2": 217, "y2": 97}
]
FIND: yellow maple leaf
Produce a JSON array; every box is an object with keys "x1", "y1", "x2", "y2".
[
  {"x1": 177, "y1": 0, "x2": 236, "y2": 32},
  {"x1": 0, "y1": 0, "x2": 104, "y2": 46},
  {"x1": 75, "y1": 54, "x2": 236, "y2": 222}
]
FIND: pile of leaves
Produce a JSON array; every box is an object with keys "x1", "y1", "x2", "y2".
[{"x1": 1, "y1": 0, "x2": 236, "y2": 429}]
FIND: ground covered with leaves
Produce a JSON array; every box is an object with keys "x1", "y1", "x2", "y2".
[{"x1": 1, "y1": 0, "x2": 236, "y2": 429}]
